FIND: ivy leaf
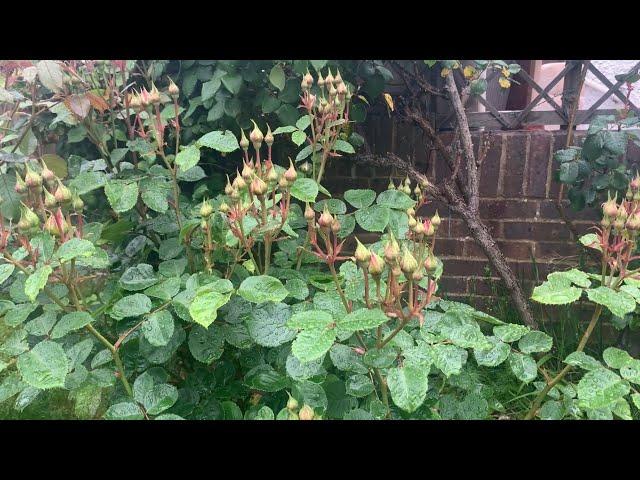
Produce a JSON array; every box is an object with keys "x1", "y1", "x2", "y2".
[
  {"x1": 50, "y1": 311, "x2": 93, "y2": 339},
  {"x1": 291, "y1": 327, "x2": 336, "y2": 363},
  {"x1": 196, "y1": 130, "x2": 240, "y2": 153},
  {"x1": 287, "y1": 310, "x2": 333, "y2": 330},
  {"x1": 269, "y1": 64, "x2": 286, "y2": 91},
  {"x1": 289, "y1": 178, "x2": 319, "y2": 203},
  {"x1": 355, "y1": 205, "x2": 390, "y2": 232},
  {"x1": 17, "y1": 340, "x2": 69, "y2": 389},
  {"x1": 587, "y1": 286, "x2": 636, "y2": 318},
  {"x1": 104, "y1": 180, "x2": 139, "y2": 213},
  {"x1": 518, "y1": 331, "x2": 553, "y2": 354},
  {"x1": 344, "y1": 189, "x2": 376, "y2": 209},
  {"x1": 237, "y1": 275, "x2": 288, "y2": 304},
  {"x1": 508, "y1": 352, "x2": 537, "y2": 383},
  {"x1": 24, "y1": 265, "x2": 52, "y2": 303},
  {"x1": 387, "y1": 363, "x2": 430, "y2": 413},
  {"x1": 338, "y1": 308, "x2": 389, "y2": 331},
  {"x1": 577, "y1": 368, "x2": 630, "y2": 410}
]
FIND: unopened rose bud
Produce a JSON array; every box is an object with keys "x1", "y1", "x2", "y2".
[
  {"x1": 44, "y1": 214, "x2": 60, "y2": 237},
  {"x1": 239, "y1": 129, "x2": 250, "y2": 151},
  {"x1": 626, "y1": 187, "x2": 633, "y2": 200},
  {"x1": 317, "y1": 73, "x2": 325, "y2": 87},
  {"x1": 266, "y1": 166, "x2": 278, "y2": 183},
  {"x1": 388, "y1": 179, "x2": 396, "y2": 190},
  {"x1": 72, "y1": 194, "x2": 84, "y2": 211},
  {"x1": 424, "y1": 254, "x2": 437, "y2": 274},
  {"x1": 168, "y1": 78, "x2": 179, "y2": 98},
  {"x1": 413, "y1": 221, "x2": 426, "y2": 237},
  {"x1": 20, "y1": 203, "x2": 40, "y2": 229},
  {"x1": 412, "y1": 270, "x2": 424, "y2": 282},
  {"x1": 325, "y1": 69, "x2": 334, "y2": 86},
  {"x1": 24, "y1": 165, "x2": 42, "y2": 190},
  {"x1": 298, "y1": 404, "x2": 314, "y2": 421},
  {"x1": 334, "y1": 69, "x2": 343, "y2": 84},
  {"x1": 250, "y1": 120, "x2": 264, "y2": 150},
  {"x1": 337, "y1": 81, "x2": 347, "y2": 97},
  {"x1": 284, "y1": 158, "x2": 297, "y2": 183},
  {"x1": 384, "y1": 235, "x2": 400, "y2": 264},
  {"x1": 402, "y1": 184, "x2": 411, "y2": 195},
  {"x1": 287, "y1": 393, "x2": 299, "y2": 411},
  {"x1": 278, "y1": 176, "x2": 289, "y2": 189},
  {"x1": 331, "y1": 219, "x2": 341, "y2": 234},
  {"x1": 300, "y1": 162, "x2": 311, "y2": 174},
  {"x1": 328, "y1": 84, "x2": 337, "y2": 98},
  {"x1": 139, "y1": 87, "x2": 150, "y2": 108},
  {"x1": 601, "y1": 216, "x2": 611, "y2": 228},
  {"x1": 44, "y1": 187, "x2": 57, "y2": 209},
  {"x1": 149, "y1": 83, "x2": 161, "y2": 105},
  {"x1": 224, "y1": 175, "x2": 234, "y2": 196},
  {"x1": 627, "y1": 213, "x2": 640, "y2": 231},
  {"x1": 230, "y1": 188, "x2": 240, "y2": 201},
  {"x1": 318, "y1": 206, "x2": 334, "y2": 229},
  {"x1": 631, "y1": 173, "x2": 640, "y2": 191},
  {"x1": 368, "y1": 252, "x2": 384, "y2": 277},
  {"x1": 304, "y1": 203, "x2": 315, "y2": 221},
  {"x1": 250, "y1": 176, "x2": 268, "y2": 196},
  {"x1": 304, "y1": 71, "x2": 313, "y2": 87},
  {"x1": 354, "y1": 237, "x2": 371, "y2": 266},
  {"x1": 233, "y1": 171, "x2": 247, "y2": 190},
  {"x1": 219, "y1": 202, "x2": 229, "y2": 213},
  {"x1": 602, "y1": 194, "x2": 618, "y2": 218},
  {"x1": 400, "y1": 247, "x2": 418, "y2": 275},
  {"x1": 40, "y1": 160, "x2": 56, "y2": 184},
  {"x1": 408, "y1": 216, "x2": 417, "y2": 228},
  {"x1": 413, "y1": 185, "x2": 421, "y2": 197},
  {"x1": 14, "y1": 171, "x2": 27, "y2": 195},
  {"x1": 425, "y1": 221, "x2": 435, "y2": 237},
  {"x1": 265, "y1": 124, "x2": 274, "y2": 147},
  {"x1": 54, "y1": 180, "x2": 72, "y2": 205},
  {"x1": 431, "y1": 210, "x2": 442, "y2": 228},
  {"x1": 242, "y1": 161, "x2": 254, "y2": 180},
  {"x1": 614, "y1": 218, "x2": 625, "y2": 231},
  {"x1": 200, "y1": 201, "x2": 213, "y2": 218}
]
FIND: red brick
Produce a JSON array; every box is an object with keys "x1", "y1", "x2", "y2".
[
  {"x1": 434, "y1": 238, "x2": 465, "y2": 257},
  {"x1": 438, "y1": 276, "x2": 468, "y2": 295},
  {"x1": 536, "y1": 241, "x2": 580, "y2": 259},
  {"x1": 502, "y1": 134, "x2": 528, "y2": 197},
  {"x1": 497, "y1": 240, "x2": 535, "y2": 260},
  {"x1": 442, "y1": 258, "x2": 492, "y2": 277},
  {"x1": 526, "y1": 133, "x2": 552, "y2": 198},
  {"x1": 479, "y1": 134, "x2": 503, "y2": 196},
  {"x1": 479, "y1": 199, "x2": 538, "y2": 219},
  {"x1": 539, "y1": 200, "x2": 600, "y2": 221},
  {"x1": 502, "y1": 221, "x2": 571, "y2": 241}
]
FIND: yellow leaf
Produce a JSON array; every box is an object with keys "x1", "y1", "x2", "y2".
[
  {"x1": 383, "y1": 93, "x2": 394, "y2": 112},
  {"x1": 498, "y1": 77, "x2": 511, "y2": 89},
  {"x1": 440, "y1": 68, "x2": 451, "y2": 78}
]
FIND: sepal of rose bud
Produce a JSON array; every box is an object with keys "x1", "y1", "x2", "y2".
[
  {"x1": 354, "y1": 237, "x2": 371, "y2": 265},
  {"x1": 284, "y1": 158, "x2": 297, "y2": 182},
  {"x1": 413, "y1": 220, "x2": 426, "y2": 236},
  {"x1": 266, "y1": 166, "x2": 278, "y2": 183},
  {"x1": 200, "y1": 201, "x2": 213, "y2": 218},
  {"x1": 325, "y1": 69, "x2": 334, "y2": 86},
  {"x1": 431, "y1": 210, "x2": 442, "y2": 228},
  {"x1": 334, "y1": 69, "x2": 343, "y2": 84},
  {"x1": 168, "y1": 78, "x2": 179, "y2": 98},
  {"x1": 408, "y1": 216, "x2": 417, "y2": 228},
  {"x1": 368, "y1": 252, "x2": 384, "y2": 276},
  {"x1": 286, "y1": 393, "x2": 299, "y2": 411},
  {"x1": 20, "y1": 203, "x2": 40, "y2": 229},
  {"x1": 264, "y1": 124, "x2": 274, "y2": 147},
  {"x1": 278, "y1": 176, "x2": 289, "y2": 189},
  {"x1": 331, "y1": 219, "x2": 341, "y2": 234},
  {"x1": 318, "y1": 205, "x2": 334, "y2": 229},
  {"x1": 44, "y1": 187, "x2": 57, "y2": 209},
  {"x1": 54, "y1": 180, "x2": 72, "y2": 204},
  {"x1": 242, "y1": 161, "x2": 254, "y2": 180},
  {"x1": 402, "y1": 184, "x2": 411, "y2": 195},
  {"x1": 626, "y1": 186, "x2": 633, "y2": 200},
  {"x1": 219, "y1": 201, "x2": 229, "y2": 213},
  {"x1": 250, "y1": 120, "x2": 264, "y2": 150},
  {"x1": 317, "y1": 72, "x2": 325, "y2": 87},
  {"x1": 387, "y1": 179, "x2": 396, "y2": 190}
]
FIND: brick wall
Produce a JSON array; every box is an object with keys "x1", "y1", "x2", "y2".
[{"x1": 323, "y1": 114, "x2": 640, "y2": 306}]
